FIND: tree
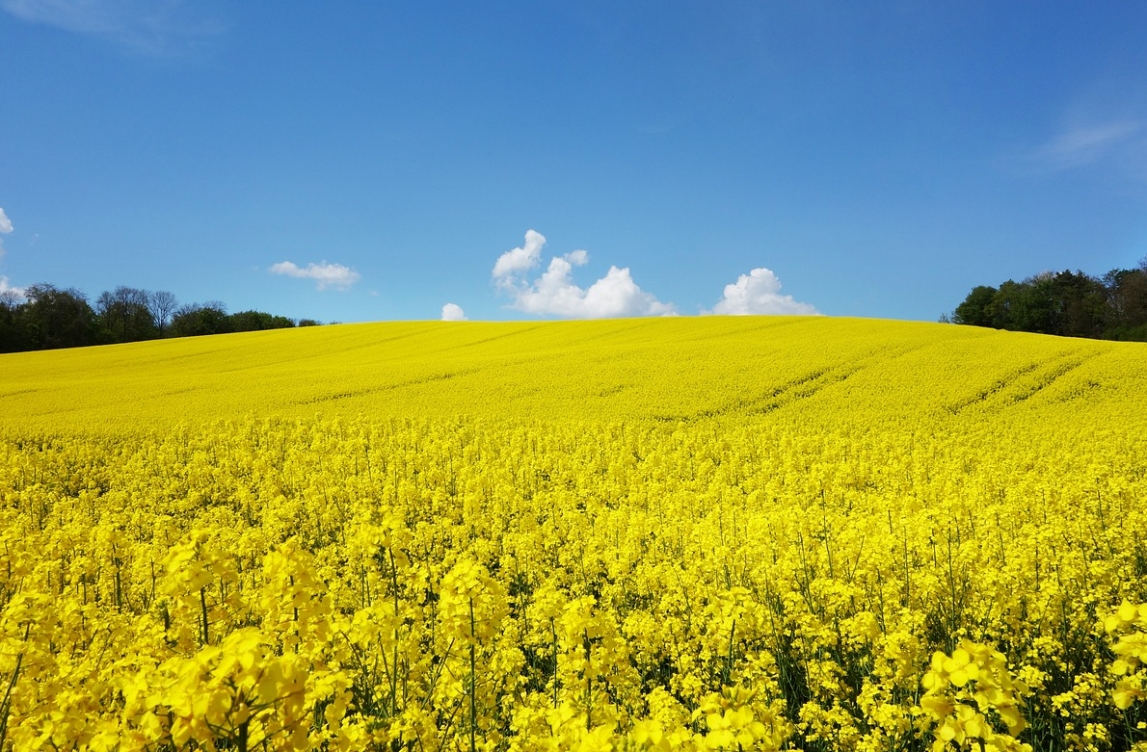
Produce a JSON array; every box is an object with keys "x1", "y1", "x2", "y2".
[
  {"x1": 169, "y1": 302, "x2": 232, "y2": 337},
  {"x1": 1105, "y1": 268, "x2": 1147, "y2": 323},
  {"x1": 952, "y1": 286, "x2": 997, "y2": 327},
  {"x1": 953, "y1": 263, "x2": 1147, "y2": 342},
  {"x1": 1047, "y1": 270, "x2": 1107, "y2": 338},
  {"x1": 96, "y1": 286, "x2": 158, "y2": 343},
  {"x1": 1017, "y1": 273, "x2": 1059, "y2": 334},
  {"x1": 0, "y1": 282, "x2": 309, "y2": 352},
  {"x1": 149, "y1": 291, "x2": 179, "y2": 336},
  {"x1": 1102, "y1": 267, "x2": 1147, "y2": 340},
  {"x1": 985, "y1": 280, "x2": 1024, "y2": 330},
  {"x1": 19, "y1": 284, "x2": 98, "y2": 349},
  {"x1": 0, "y1": 289, "x2": 26, "y2": 352},
  {"x1": 228, "y1": 310, "x2": 296, "y2": 332}
]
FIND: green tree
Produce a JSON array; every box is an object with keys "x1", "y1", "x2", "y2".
[
  {"x1": 953, "y1": 262, "x2": 1145, "y2": 342},
  {"x1": 985, "y1": 280, "x2": 1025, "y2": 330},
  {"x1": 0, "y1": 289, "x2": 27, "y2": 352},
  {"x1": 169, "y1": 302, "x2": 233, "y2": 337},
  {"x1": 18, "y1": 284, "x2": 98, "y2": 349},
  {"x1": 1047, "y1": 270, "x2": 1107, "y2": 338},
  {"x1": 952, "y1": 285, "x2": 997, "y2": 327},
  {"x1": 1015, "y1": 273, "x2": 1059, "y2": 335},
  {"x1": 96, "y1": 286, "x2": 159, "y2": 343},
  {"x1": 228, "y1": 310, "x2": 296, "y2": 332}
]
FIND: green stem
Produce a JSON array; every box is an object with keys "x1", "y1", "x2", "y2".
[
  {"x1": 389, "y1": 549, "x2": 401, "y2": 717},
  {"x1": 0, "y1": 650, "x2": 23, "y2": 750},
  {"x1": 200, "y1": 586, "x2": 210, "y2": 645},
  {"x1": 725, "y1": 618, "x2": 737, "y2": 686},
  {"x1": 469, "y1": 598, "x2": 477, "y2": 752},
  {"x1": 584, "y1": 629, "x2": 592, "y2": 730},
  {"x1": 551, "y1": 617, "x2": 559, "y2": 710}
]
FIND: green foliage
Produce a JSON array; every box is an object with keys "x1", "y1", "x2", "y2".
[
  {"x1": 0, "y1": 285, "x2": 315, "y2": 352},
  {"x1": 96, "y1": 287, "x2": 159, "y2": 344},
  {"x1": 229, "y1": 310, "x2": 297, "y2": 332},
  {"x1": 10, "y1": 283, "x2": 99, "y2": 351},
  {"x1": 951, "y1": 264, "x2": 1147, "y2": 342},
  {"x1": 169, "y1": 302, "x2": 234, "y2": 337},
  {"x1": 952, "y1": 285, "x2": 996, "y2": 327}
]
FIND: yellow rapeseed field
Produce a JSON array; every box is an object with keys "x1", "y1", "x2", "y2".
[{"x1": 0, "y1": 317, "x2": 1145, "y2": 751}]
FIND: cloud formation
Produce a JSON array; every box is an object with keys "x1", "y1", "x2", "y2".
[
  {"x1": 441, "y1": 303, "x2": 467, "y2": 321},
  {"x1": 706, "y1": 268, "x2": 819, "y2": 316},
  {"x1": 492, "y1": 229, "x2": 546, "y2": 279},
  {"x1": 0, "y1": 207, "x2": 12, "y2": 259},
  {"x1": 269, "y1": 261, "x2": 361, "y2": 291},
  {"x1": 492, "y1": 230, "x2": 674, "y2": 318},
  {"x1": 0, "y1": 0, "x2": 227, "y2": 55},
  {"x1": 1032, "y1": 120, "x2": 1142, "y2": 171}
]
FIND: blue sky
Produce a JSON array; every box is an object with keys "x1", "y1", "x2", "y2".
[{"x1": 2, "y1": 2, "x2": 1146, "y2": 323}]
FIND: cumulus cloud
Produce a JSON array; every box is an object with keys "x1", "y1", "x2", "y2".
[
  {"x1": 269, "y1": 260, "x2": 361, "y2": 291},
  {"x1": 0, "y1": 207, "x2": 10, "y2": 259},
  {"x1": 706, "y1": 267, "x2": 819, "y2": 316},
  {"x1": 492, "y1": 230, "x2": 674, "y2": 318},
  {"x1": 491, "y1": 228, "x2": 547, "y2": 280},
  {"x1": 441, "y1": 303, "x2": 467, "y2": 321},
  {"x1": 1, "y1": 0, "x2": 227, "y2": 56}
]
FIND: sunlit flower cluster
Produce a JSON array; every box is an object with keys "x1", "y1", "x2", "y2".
[{"x1": 0, "y1": 318, "x2": 1144, "y2": 750}]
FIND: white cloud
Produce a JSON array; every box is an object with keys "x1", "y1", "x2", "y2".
[
  {"x1": 706, "y1": 267, "x2": 819, "y2": 316},
  {"x1": 441, "y1": 303, "x2": 467, "y2": 321},
  {"x1": 0, "y1": 0, "x2": 227, "y2": 56},
  {"x1": 492, "y1": 230, "x2": 675, "y2": 318},
  {"x1": 0, "y1": 207, "x2": 10, "y2": 260},
  {"x1": 565, "y1": 249, "x2": 588, "y2": 266},
  {"x1": 269, "y1": 260, "x2": 361, "y2": 291},
  {"x1": 491, "y1": 229, "x2": 546, "y2": 281},
  {"x1": 1032, "y1": 120, "x2": 1142, "y2": 171},
  {"x1": 0, "y1": 276, "x2": 26, "y2": 303}
]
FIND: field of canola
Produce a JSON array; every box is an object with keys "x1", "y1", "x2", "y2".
[{"x1": 0, "y1": 316, "x2": 1146, "y2": 752}]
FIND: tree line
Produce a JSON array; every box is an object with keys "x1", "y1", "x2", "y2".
[
  {"x1": 948, "y1": 260, "x2": 1147, "y2": 342},
  {"x1": 0, "y1": 284, "x2": 320, "y2": 353}
]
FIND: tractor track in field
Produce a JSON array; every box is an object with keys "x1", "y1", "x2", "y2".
[
  {"x1": 652, "y1": 343, "x2": 931, "y2": 422},
  {"x1": 944, "y1": 350, "x2": 1099, "y2": 414},
  {"x1": 1002, "y1": 352, "x2": 1100, "y2": 405},
  {"x1": 296, "y1": 368, "x2": 482, "y2": 405}
]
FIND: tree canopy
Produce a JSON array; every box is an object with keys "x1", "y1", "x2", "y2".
[
  {"x1": 0, "y1": 284, "x2": 315, "y2": 353},
  {"x1": 950, "y1": 261, "x2": 1147, "y2": 342}
]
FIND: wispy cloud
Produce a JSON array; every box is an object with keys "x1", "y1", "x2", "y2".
[
  {"x1": 441, "y1": 303, "x2": 467, "y2": 321},
  {"x1": 269, "y1": 261, "x2": 361, "y2": 292},
  {"x1": 1032, "y1": 120, "x2": 1142, "y2": 171},
  {"x1": 705, "y1": 267, "x2": 819, "y2": 316},
  {"x1": 492, "y1": 230, "x2": 675, "y2": 318},
  {"x1": 0, "y1": 207, "x2": 12, "y2": 260},
  {"x1": 0, "y1": 0, "x2": 228, "y2": 56}
]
